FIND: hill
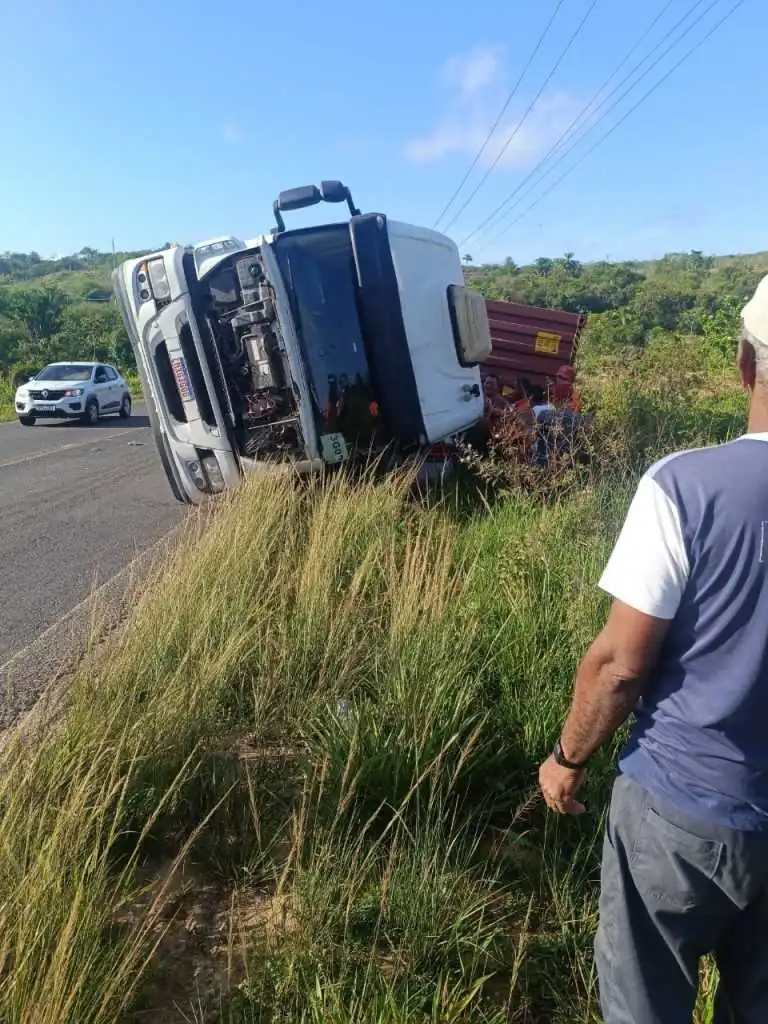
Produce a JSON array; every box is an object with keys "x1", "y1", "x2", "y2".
[
  {"x1": 467, "y1": 248, "x2": 768, "y2": 350},
  {"x1": 0, "y1": 247, "x2": 163, "y2": 379}
]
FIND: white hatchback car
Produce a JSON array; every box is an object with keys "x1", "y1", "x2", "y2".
[{"x1": 15, "y1": 361, "x2": 133, "y2": 426}]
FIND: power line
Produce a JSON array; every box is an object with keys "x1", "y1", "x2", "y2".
[
  {"x1": 460, "y1": 0, "x2": 696, "y2": 245},
  {"x1": 440, "y1": 0, "x2": 601, "y2": 235},
  {"x1": 460, "y1": 0, "x2": 716, "y2": 248},
  {"x1": 475, "y1": 0, "x2": 746, "y2": 257},
  {"x1": 471, "y1": 0, "x2": 727, "y2": 250},
  {"x1": 432, "y1": 0, "x2": 570, "y2": 231}
]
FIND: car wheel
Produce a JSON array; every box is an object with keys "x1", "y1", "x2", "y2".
[
  {"x1": 81, "y1": 398, "x2": 99, "y2": 426},
  {"x1": 19, "y1": 416, "x2": 35, "y2": 427},
  {"x1": 119, "y1": 393, "x2": 132, "y2": 419}
]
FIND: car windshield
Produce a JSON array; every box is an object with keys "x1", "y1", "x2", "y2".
[{"x1": 36, "y1": 364, "x2": 93, "y2": 382}]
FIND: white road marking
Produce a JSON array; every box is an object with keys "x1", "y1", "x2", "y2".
[{"x1": 0, "y1": 427, "x2": 146, "y2": 470}]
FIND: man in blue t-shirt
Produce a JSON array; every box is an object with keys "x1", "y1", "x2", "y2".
[{"x1": 538, "y1": 273, "x2": 768, "y2": 1023}]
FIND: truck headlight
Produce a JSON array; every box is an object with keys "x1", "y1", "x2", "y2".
[
  {"x1": 136, "y1": 258, "x2": 171, "y2": 305},
  {"x1": 185, "y1": 459, "x2": 208, "y2": 492},
  {"x1": 201, "y1": 454, "x2": 225, "y2": 493},
  {"x1": 148, "y1": 259, "x2": 171, "y2": 303},
  {"x1": 137, "y1": 264, "x2": 152, "y2": 302}
]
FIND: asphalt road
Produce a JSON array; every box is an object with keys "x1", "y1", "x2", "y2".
[{"x1": 0, "y1": 405, "x2": 185, "y2": 672}]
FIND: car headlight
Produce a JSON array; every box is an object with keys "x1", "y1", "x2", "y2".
[
  {"x1": 16, "y1": 390, "x2": 28, "y2": 401},
  {"x1": 64, "y1": 388, "x2": 84, "y2": 397}
]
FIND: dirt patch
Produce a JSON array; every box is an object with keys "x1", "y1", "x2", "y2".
[{"x1": 120, "y1": 862, "x2": 297, "y2": 1023}]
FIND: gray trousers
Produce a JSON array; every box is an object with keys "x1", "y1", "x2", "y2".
[{"x1": 595, "y1": 775, "x2": 768, "y2": 1023}]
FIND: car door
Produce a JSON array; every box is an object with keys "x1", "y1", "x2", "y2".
[
  {"x1": 93, "y1": 365, "x2": 113, "y2": 411},
  {"x1": 105, "y1": 366, "x2": 123, "y2": 410}
]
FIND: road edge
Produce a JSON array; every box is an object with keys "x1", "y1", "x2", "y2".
[{"x1": 0, "y1": 523, "x2": 186, "y2": 739}]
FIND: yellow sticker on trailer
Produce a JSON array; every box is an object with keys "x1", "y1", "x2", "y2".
[{"x1": 534, "y1": 330, "x2": 561, "y2": 354}]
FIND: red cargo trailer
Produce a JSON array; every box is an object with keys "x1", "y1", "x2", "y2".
[{"x1": 481, "y1": 300, "x2": 587, "y2": 393}]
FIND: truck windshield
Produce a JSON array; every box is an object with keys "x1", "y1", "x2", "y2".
[{"x1": 272, "y1": 225, "x2": 389, "y2": 450}]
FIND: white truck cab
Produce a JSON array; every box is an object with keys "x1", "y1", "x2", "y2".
[{"x1": 112, "y1": 181, "x2": 491, "y2": 503}]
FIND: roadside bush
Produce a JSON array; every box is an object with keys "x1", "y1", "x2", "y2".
[{"x1": 10, "y1": 360, "x2": 42, "y2": 389}]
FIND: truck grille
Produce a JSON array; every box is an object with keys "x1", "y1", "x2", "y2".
[{"x1": 29, "y1": 389, "x2": 66, "y2": 400}]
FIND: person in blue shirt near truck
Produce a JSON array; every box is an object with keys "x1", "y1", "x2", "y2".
[{"x1": 538, "y1": 272, "x2": 768, "y2": 1022}]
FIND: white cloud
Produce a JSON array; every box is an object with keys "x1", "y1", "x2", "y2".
[
  {"x1": 404, "y1": 47, "x2": 580, "y2": 172},
  {"x1": 441, "y1": 45, "x2": 501, "y2": 100},
  {"x1": 221, "y1": 121, "x2": 245, "y2": 143}
]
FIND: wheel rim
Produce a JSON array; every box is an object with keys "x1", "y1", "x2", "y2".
[
  {"x1": 89, "y1": 402, "x2": 98, "y2": 423},
  {"x1": 123, "y1": 395, "x2": 131, "y2": 415}
]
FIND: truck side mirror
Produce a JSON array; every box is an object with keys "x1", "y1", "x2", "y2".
[
  {"x1": 320, "y1": 180, "x2": 361, "y2": 217},
  {"x1": 273, "y1": 185, "x2": 322, "y2": 232},
  {"x1": 272, "y1": 181, "x2": 361, "y2": 232}
]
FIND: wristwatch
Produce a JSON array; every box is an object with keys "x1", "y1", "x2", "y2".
[{"x1": 552, "y1": 738, "x2": 588, "y2": 771}]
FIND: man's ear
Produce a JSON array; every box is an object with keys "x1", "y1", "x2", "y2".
[{"x1": 739, "y1": 338, "x2": 757, "y2": 392}]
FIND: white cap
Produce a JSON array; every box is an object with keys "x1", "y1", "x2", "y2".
[{"x1": 741, "y1": 272, "x2": 768, "y2": 345}]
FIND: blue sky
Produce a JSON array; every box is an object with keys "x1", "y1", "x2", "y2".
[{"x1": 0, "y1": 0, "x2": 761, "y2": 264}]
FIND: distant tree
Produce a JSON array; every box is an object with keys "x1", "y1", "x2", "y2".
[
  {"x1": 56, "y1": 302, "x2": 131, "y2": 365},
  {"x1": 462, "y1": 254, "x2": 473, "y2": 265},
  {"x1": 0, "y1": 316, "x2": 31, "y2": 365},
  {"x1": 560, "y1": 252, "x2": 582, "y2": 276},
  {"x1": 9, "y1": 285, "x2": 67, "y2": 341}
]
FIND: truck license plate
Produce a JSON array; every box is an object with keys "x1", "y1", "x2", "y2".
[
  {"x1": 320, "y1": 432, "x2": 349, "y2": 464},
  {"x1": 37, "y1": 404, "x2": 56, "y2": 412}
]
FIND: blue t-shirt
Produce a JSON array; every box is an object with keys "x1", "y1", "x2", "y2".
[{"x1": 599, "y1": 435, "x2": 768, "y2": 831}]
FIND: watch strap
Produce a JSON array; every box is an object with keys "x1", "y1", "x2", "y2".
[{"x1": 553, "y1": 738, "x2": 588, "y2": 771}]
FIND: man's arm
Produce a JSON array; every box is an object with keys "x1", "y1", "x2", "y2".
[
  {"x1": 559, "y1": 600, "x2": 670, "y2": 765},
  {"x1": 538, "y1": 601, "x2": 669, "y2": 815},
  {"x1": 538, "y1": 469, "x2": 689, "y2": 815}
]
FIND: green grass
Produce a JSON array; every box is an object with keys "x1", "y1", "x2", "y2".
[
  {"x1": 0, "y1": 340, "x2": 742, "y2": 1021},
  {"x1": 0, "y1": 372, "x2": 14, "y2": 420},
  {"x1": 124, "y1": 368, "x2": 142, "y2": 398}
]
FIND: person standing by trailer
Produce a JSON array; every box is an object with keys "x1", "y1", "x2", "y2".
[
  {"x1": 537, "y1": 271, "x2": 768, "y2": 1022},
  {"x1": 549, "y1": 364, "x2": 581, "y2": 412}
]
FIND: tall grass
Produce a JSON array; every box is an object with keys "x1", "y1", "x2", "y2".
[
  {"x1": 0, "y1": 468, "x2": 622, "y2": 1021},
  {"x1": 0, "y1": 346, "x2": 741, "y2": 1020}
]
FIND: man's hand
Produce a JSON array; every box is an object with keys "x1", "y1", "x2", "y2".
[
  {"x1": 538, "y1": 755, "x2": 586, "y2": 815},
  {"x1": 536, "y1": 599, "x2": 669, "y2": 817}
]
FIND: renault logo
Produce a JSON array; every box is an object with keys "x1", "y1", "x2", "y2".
[{"x1": 42, "y1": 389, "x2": 49, "y2": 398}]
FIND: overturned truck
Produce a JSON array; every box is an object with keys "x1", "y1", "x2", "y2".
[{"x1": 112, "y1": 181, "x2": 493, "y2": 504}]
